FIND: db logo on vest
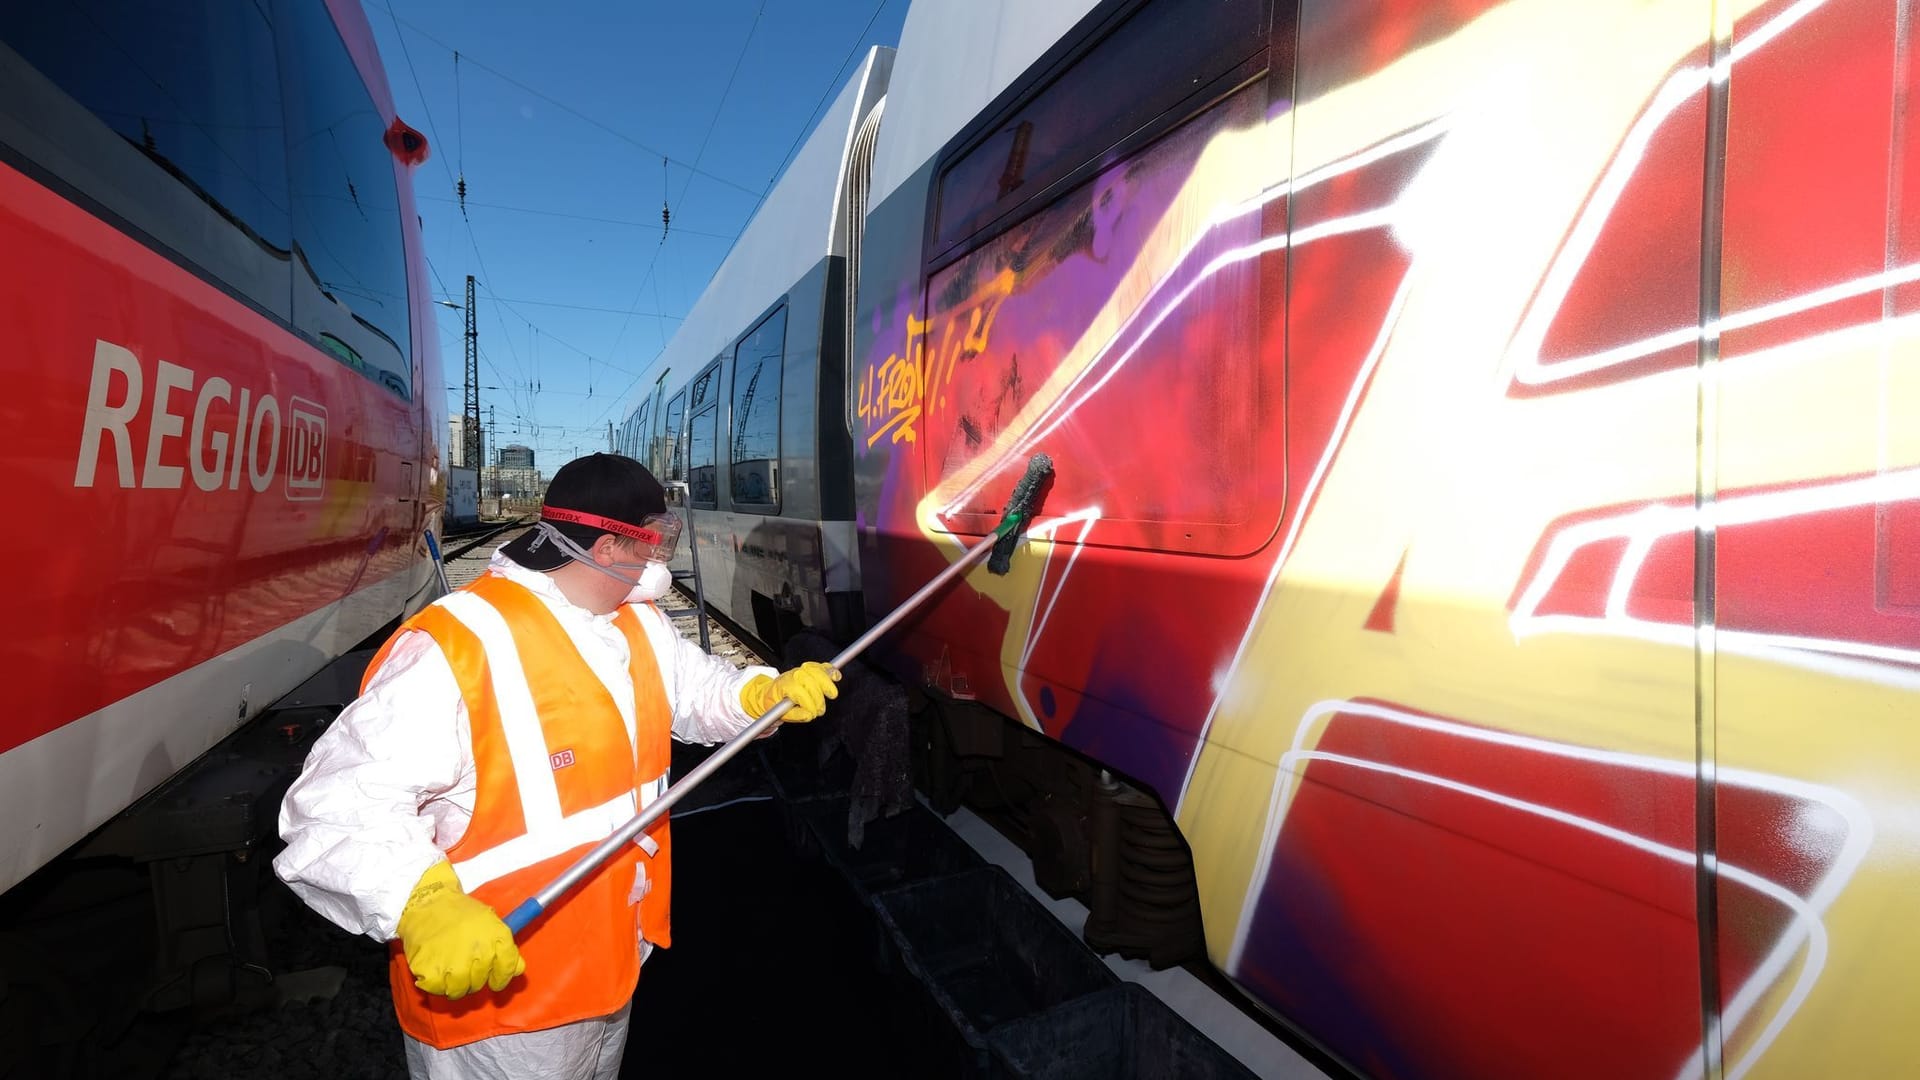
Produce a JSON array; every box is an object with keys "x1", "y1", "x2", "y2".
[{"x1": 550, "y1": 749, "x2": 575, "y2": 770}]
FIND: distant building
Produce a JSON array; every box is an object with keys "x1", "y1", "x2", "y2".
[
  {"x1": 448, "y1": 416, "x2": 470, "y2": 468},
  {"x1": 493, "y1": 465, "x2": 542, "y2": 499},
  {"x1": 499, "y1": 444, "x2": 535, "y2": 470}
]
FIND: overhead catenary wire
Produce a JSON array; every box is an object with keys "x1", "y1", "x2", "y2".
[
  {"x1": 589, "y1": 0, "x2": 893, "y2": 431},
  {"x1": 652, "y1": 241, "x2": 669, "y2": 355},
  {"x1": 746, "y1": 0, "x2": 891, "y2": 233},
  {"x1": 674, "y1": 0, "x2": 765, "y2": 213},
  {"x1": 380, "y1": 1, "x2": 881, "y2": 466},
  {"x1": 431, "y1": 215, "x2": 687, "y2": 444},
  {"x1": 482, "y1": 289, "x2": 533, "y2": 416},
  {"x1": 433, "y1": 291, "x2": 684, "y2": 319},
  {"x1": 588, "y1": 240, "x2": 672, "y2": 429},
  {"x1": 372, "y1": 6, "x2": 543, "y2": 427},
  {"x1": 382, "y1": 1, "x2": 538, "y2": 434},
  {"x1": 382, "y1": 3, "x2": 459, "y2": 204},
  {"x1": 455, "y1": 49, "x2": 468, "y2": 218},
  {"x1": 423, "y1": 254, "x2": 458, "y2": 310},
  {"x1": 479, "y1": 283, "x2": 652, "y2": 381},
  {"x1": 431, "y1": 260, "x2": 663, "y2": 432},
  {"x1": 325, "y1": 273, "x2": 677, "y2": 338},
  {"x1": 374, "y1": 3, "x2": 694, "y2": 460},
  {"x1": 461, "y1": 223, "x2": 537, "y2": 401},
  {"x1": 373, "y1": 4, "x2": 766, "y2": 199},
  {"x1": 601, "y1": 0, "x2": 765, "y2": 385},
  {"x1": 416, "y1": 195, "x2": 734, "y2": 239}
]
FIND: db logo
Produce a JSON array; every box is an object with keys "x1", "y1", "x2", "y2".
[
  {"x1": 285, "y1": 397, "x2": 327, "y2": 500},
  {"x1": 550, "y1": 749, "x2": 575, "y2": 771}
]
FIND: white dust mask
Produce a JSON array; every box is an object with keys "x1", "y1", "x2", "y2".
[{"x1": 624, "y1": 561, "x2": 673, "y2": 604}]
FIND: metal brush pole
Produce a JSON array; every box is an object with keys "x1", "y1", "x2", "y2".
[
  {"x1": 505, "y1": 529, "x2": 1002, "y2": 934},
  {"x1": 502, "y1": 453, "x2": 1052, "y2": 935},
  {"x1": 424, "y1": 529, "x2": 453, "y2": 597}
]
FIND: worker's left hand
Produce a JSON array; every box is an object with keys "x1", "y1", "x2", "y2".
[{"x1": 740, "y1": 662, "x2": 840, "y2": 722}]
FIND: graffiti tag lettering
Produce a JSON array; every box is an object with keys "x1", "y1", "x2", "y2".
[{"x1": 858, "y1": 270, "x2": 1014, "y2": 448}]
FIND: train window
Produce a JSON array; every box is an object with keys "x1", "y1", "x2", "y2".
[
  {"x1": 646, "y1": 387, "x2": 670, "y2": 476},
  {"x1": 277, "y1": 0, "x2": 412, "y2": 399},
  {"x1": 685, "y1": 359, "x2": 721, "y2": 506},
  {"x1": 730, "y1": 306, "x2": 786, "y2": 512},
  {"x1": 688, "y1": 403, "x2": 719, "y2": 509},
  {"x1": 933, "y1": 0, "x2": 1265, "y2": 255},
  {"x1": 690, "y1": 361, "x2": 719, "y2": 411},
  {"x1": 919, "y1": 83, "x2": 1277, "y2": 556},
  {"x1": 664, "y1": 391, "x2": 687, "y2": 481},
  {"x1": 632, "y1": 401, "x2": 650, "y2": 462},
  {"x1": 0, "y1": 1, "x2": 291, "y2": 317}
]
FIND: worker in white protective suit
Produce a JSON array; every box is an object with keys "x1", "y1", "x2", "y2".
[{"x1": 274, "y1": 452, "x2": 840, "y2": 1080}]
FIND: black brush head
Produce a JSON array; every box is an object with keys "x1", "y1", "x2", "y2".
[
  {"x1": 988, "y1": 453, "x2": 1054, "y2": 574},
  {"x1": 1003, "y1": 452, "x2": 1053, "y2": 519}
]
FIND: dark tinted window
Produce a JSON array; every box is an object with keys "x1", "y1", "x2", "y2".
[
  {"x1": 277, "y1": 0, "x2": 411, "y2": 397},
  {"x1": 730, "y1": 307, "x2": 784, "y2": 511},
  {"x1": 664, "y1": 391, "x2": 686, "y2": 481},
  {"x1": 631, "y1": 401, "x2": 650, "y2": 461},
  {"x1": 922, "y1": 84, "x2": 1275, "y2": 555},
  {"x1": 935, "y1": 0, "x2": 1264, "y2": 253},
  {"x1": 0, "y1": 1, "x2": 290, "y2": 268}
]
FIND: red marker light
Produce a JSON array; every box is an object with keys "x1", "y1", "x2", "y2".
[{"x1": 385, "y1": 119, "x2": 430, "y2": 166}]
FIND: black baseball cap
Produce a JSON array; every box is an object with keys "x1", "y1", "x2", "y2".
[{"x1": 498, "y1": 453, "x2": 668, "y2": 572}]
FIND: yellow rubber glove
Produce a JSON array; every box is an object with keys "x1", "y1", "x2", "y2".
[
  {"x1": 394, "y1": 860, "x2": 525, "y2": 1000},
  {"x1": 740, "y1": 661, "x2": 841, "y2": 722}
]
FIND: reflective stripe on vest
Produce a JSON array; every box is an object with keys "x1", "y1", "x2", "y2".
[
  {"x1": 371, "y1": 574, "x2": 675, "y2": 1050},
  {"x1": 451, "y1": 774, "x2": 671, "y2": 892}
]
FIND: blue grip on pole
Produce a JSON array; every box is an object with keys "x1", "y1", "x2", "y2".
[
  {"x1": 425, "y1": 529, "x2": 444, "y2": 563},
  {"x1": 504, "y1": 898, "x2": 543, "y2": 936}
]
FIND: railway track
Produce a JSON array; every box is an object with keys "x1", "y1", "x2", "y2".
[{"x1": 440, "y1": 516, "x2": 530, "y2": 562}]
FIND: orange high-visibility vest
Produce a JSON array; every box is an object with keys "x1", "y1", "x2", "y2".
[{"x1": 366, "y1": 573, "x2": 674, "y2": 1050}]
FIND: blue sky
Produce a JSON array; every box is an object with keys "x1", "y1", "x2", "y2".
[{"x1": 363, "y1": 0, "x2": 910, "y2": 470}]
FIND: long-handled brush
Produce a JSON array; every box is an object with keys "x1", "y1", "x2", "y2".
[{"x1": 504, "y1": 452, "x2": 1055, "y2": 935}]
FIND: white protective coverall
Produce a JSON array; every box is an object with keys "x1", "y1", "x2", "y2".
[{"x1": 274, "y1": 552, "x2": 776, "y2": 1080}]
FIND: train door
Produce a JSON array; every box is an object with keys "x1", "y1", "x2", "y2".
[
  {"x1": 632, "y1": 399, "x2": 651, "y2": 464},
  {"x1": 663, "y1": 389, "x2": 687, "y2": 495},
  {"x1": 680, "y1": 358, "x2": 731, "y2": 602},
  {"x1": 1704, "y1": 2, "x2": 1920, "y2": 1076},
  {"x1": 730, "y1": 306, "x2": 787, "y2": 513},
  {"x1": 1206, "y1": 1, "x2": 1720, "y2": 1076}
]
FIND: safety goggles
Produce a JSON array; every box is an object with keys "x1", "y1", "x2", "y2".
[{"x1": 540, "y1": 506, "x2": 682, "y2": 564}]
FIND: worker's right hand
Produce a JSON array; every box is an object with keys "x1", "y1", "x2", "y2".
[
  {"x1": 395, "y1": 860, "x2": 525, "y2": 1000},
  {"x1": 740, "y1": 662, "x2": 840, "y2": 722}
]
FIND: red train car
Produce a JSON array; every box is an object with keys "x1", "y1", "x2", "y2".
[
  {"x1": 0, "y1": 0, "x2": 444, "y2": 896},
  {"x1": 848, "y1": 0, "x2": 1920, "y2": 1076}
]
